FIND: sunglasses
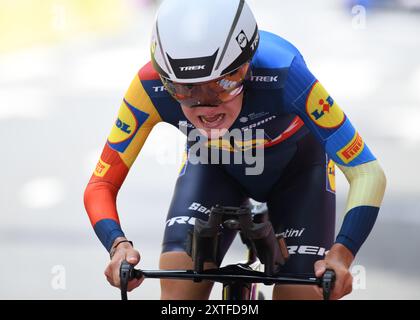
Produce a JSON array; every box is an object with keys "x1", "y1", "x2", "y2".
[{"x1": 161, "y1": 63, "x2": 250, "y2": 108}]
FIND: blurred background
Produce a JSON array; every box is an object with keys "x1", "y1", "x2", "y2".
[{"x1": 0, "y1": 0, "x2": 419, "y2": 299}]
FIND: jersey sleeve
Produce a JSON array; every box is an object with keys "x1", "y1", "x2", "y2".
[
  {"x1": 84, "y1": 72, "x2": 162, "y2": 252},
  {"x1": 283, "y1": 54, "x2": 376, "y2": 166},
  {"x1": 283, "y1": 54, "x2": 386, "y2": 256}
]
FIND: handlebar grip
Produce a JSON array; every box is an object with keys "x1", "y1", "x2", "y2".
[
  {"x1": 120, "y1": 261, "x2": 135, "y2": 300},
  {"x1": 322, "y1": 269, "x2": 336, "y2": 300}
]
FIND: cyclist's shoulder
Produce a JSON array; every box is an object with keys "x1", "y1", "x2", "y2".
[
  {"x1": 129, "y1": 61, "x2": 184, "y2": 125},
  {"x1": 138, "y1": 61, "x2": 161, "y2": 82},
  {"x1": 247, "y1": 31, "x2": 305, "y2": 90},
  {"x1": 135, "y1": 61, "x2": 173, "y2": 99},
  {"x1": 252, "y1": 30, "x2": 303, "y2": 70},
  {"x1": 127, "y1": 61, "x2": 176, "y2": 107}
]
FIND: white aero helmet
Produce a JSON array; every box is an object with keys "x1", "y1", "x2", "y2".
[{"x1": 150, "y1": 0, "x2": 260, "y2": 107}]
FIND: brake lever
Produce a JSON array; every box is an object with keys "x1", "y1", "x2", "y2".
[{"x1": 321, "y1": 269, "x2": 336, "y2": 300}]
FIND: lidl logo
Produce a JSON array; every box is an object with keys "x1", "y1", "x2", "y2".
[
  {"x1": 326, "y1": 158, "x2": 336, "y2": 193},
  {"x1": 115, "y1": 118, "x2": 132, "y2": 134},
  {"x1": 107, "y1": 99, "x2": 149, "y2": 153},
  {"x1": 337, "y1": 132, "x2": 365, "y2": 164},
  {"x1": 306, "y1": 81, "x2": 345, "y2": 129},
  {"x1": 94, "y1": 159, "x2": 110, "y2": 178}
]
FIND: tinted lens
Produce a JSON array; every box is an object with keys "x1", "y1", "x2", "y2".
[{"x1": 162, "y1": 63, "x2": 249, "y2": 107}]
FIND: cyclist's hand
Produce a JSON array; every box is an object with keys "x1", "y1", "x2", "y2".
[
  {"x1": 104, "y1": 238, "x2": 143, "y2": 291},
  {"x1": 314, "y1": 243, "x2": 354, "y2": 300}
]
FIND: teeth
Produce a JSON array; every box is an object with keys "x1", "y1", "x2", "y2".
[{"x1": 201, "y1": 114, "x2": 224, "y2": 124}]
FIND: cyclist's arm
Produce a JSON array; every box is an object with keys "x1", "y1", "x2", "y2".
[
  {"x1": 84, "y1": 73, "x2": 162, "y2": 252},
  {"x1": 283, "y1": 54, "x2": 386, "y2": 257}
]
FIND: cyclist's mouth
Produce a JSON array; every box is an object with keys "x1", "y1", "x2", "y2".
[{"x1": 199, "y1": 113, "x2": 226, "y2": 128}]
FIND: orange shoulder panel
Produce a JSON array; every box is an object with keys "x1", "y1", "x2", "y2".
[{"x1": 138, "y1": 61, "x2": 160, "y2": 81}]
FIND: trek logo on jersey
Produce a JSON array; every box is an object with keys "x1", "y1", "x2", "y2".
[
  {"x1": 153, "y1": 86, "x2": 166, "y2": 93},
  {"x1": 166, "y1": 216, "x2": 195, "y2": 227},
  {"x1": 337, "y1": 132, "x2": 365, "y2": 164},
  {"x1": 94, "y1": 158, "x2": 111, "y2": 178},
  {"x1": 250, "y1": 75, "x2": 279, "y2": 83},
  {"x1": 287, "y1": 245, "x2": 328, "y2": 256},
  {"x1": 306, "y1": 81, "x2": 345, "y2": 129},
  {"x1": 107, "y1": 99, "x2": 149, "y2": 153},
  {"x1": 326, "y1": 157, "x2": 336, "y2": 193}
]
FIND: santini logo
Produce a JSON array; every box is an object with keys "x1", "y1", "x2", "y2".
[{"x1": 180, "y1": 65, "x2": 206, "y2": 72}]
